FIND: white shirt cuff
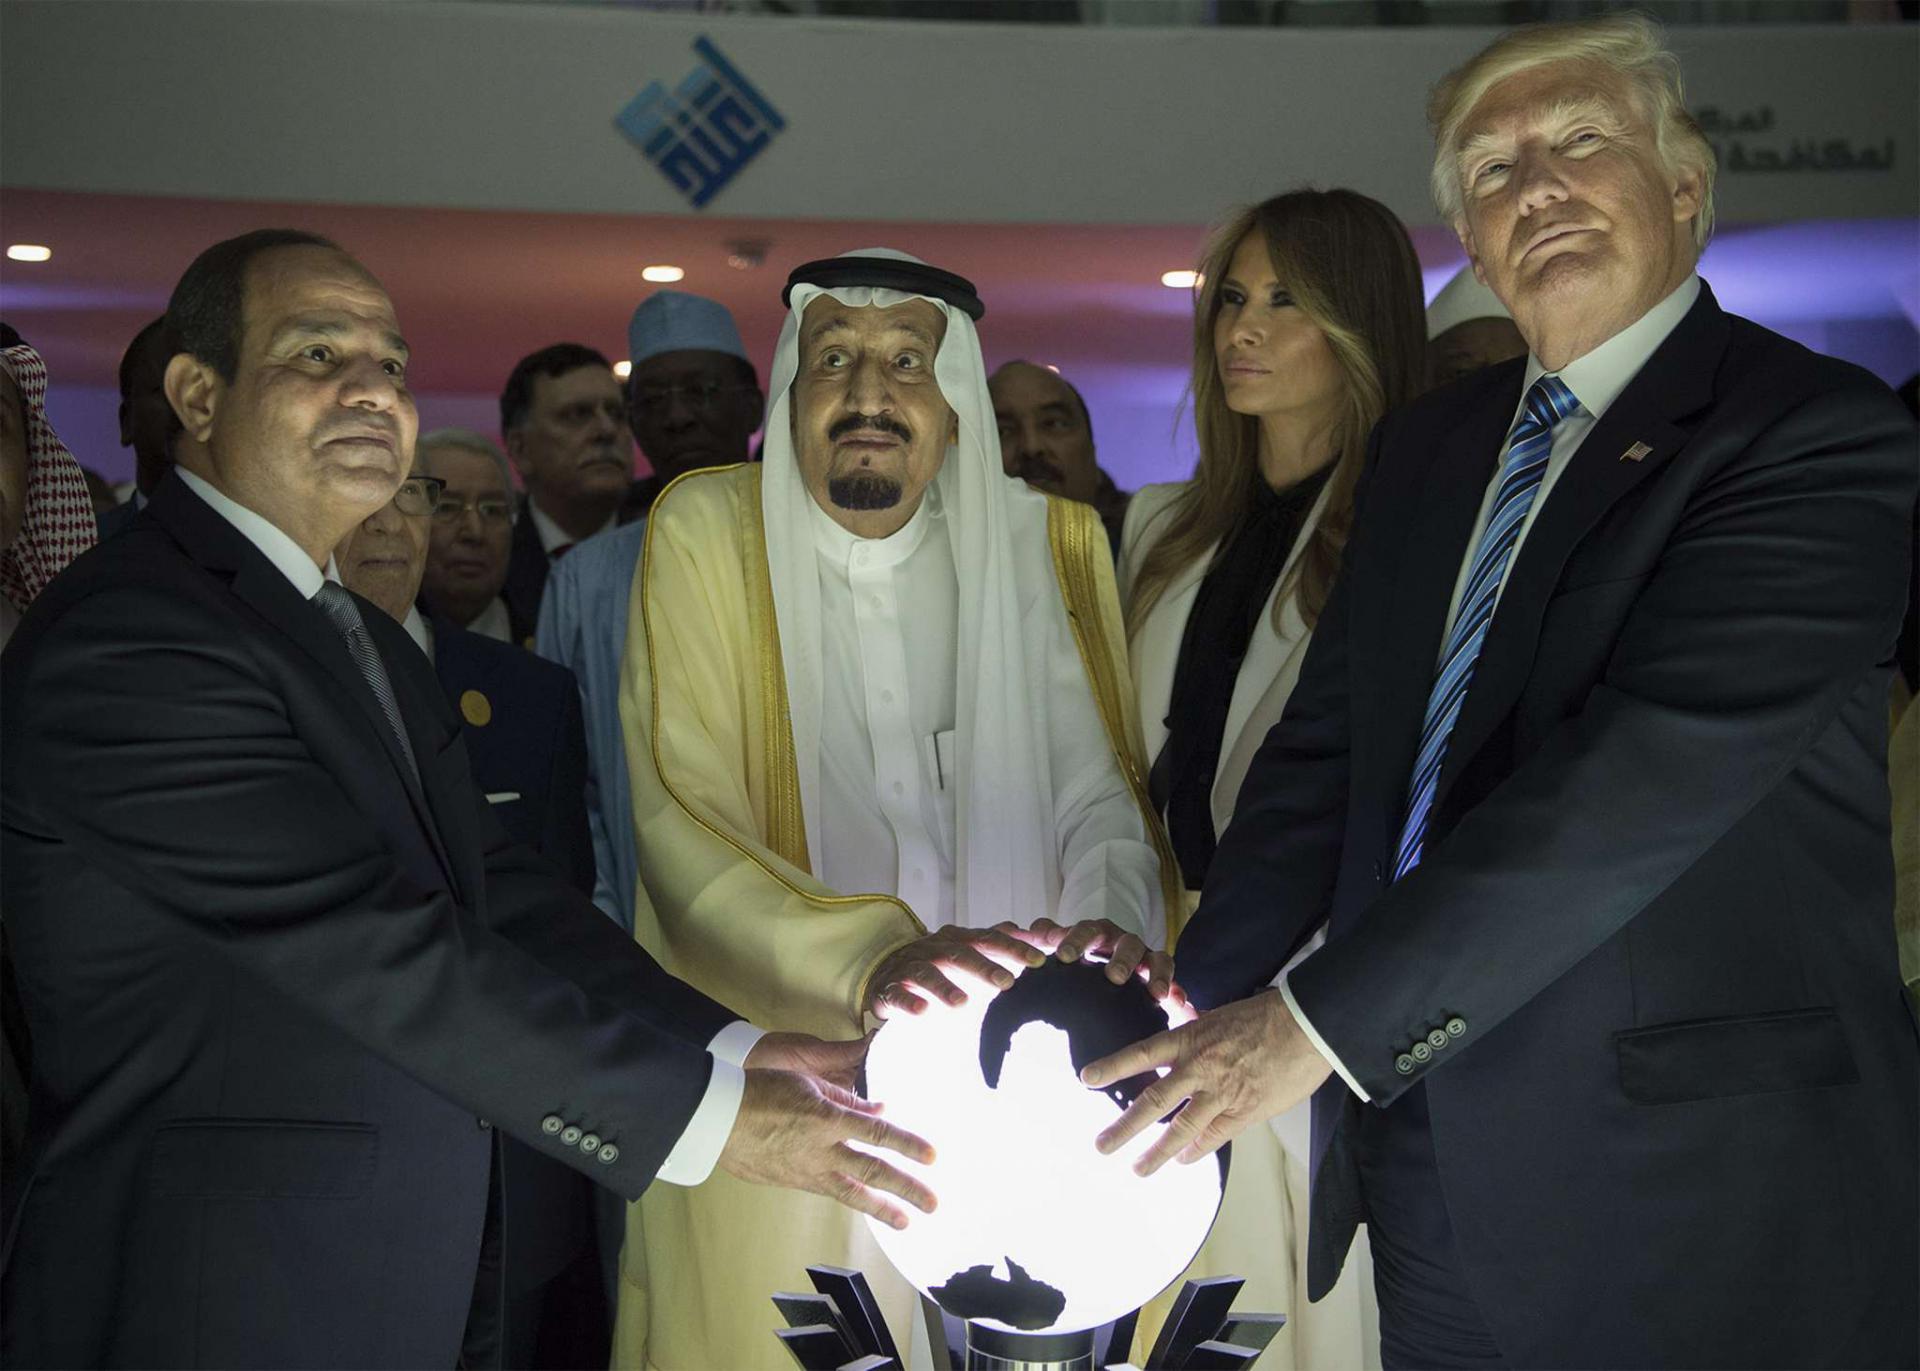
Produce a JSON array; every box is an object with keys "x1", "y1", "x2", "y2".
[
  {"x1": 707, "y1": 1018, "x2": 766, "y2": 1068},
  {"x1": 1279, "y1": 974, "x2": 1371, "y2": 1105},
  {"x1": 653, "y1": 1020, "x2": 766, "y2": 1186}
]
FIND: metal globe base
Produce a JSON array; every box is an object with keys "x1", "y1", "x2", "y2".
[{"x1": 771, "y1": 1265, "x2": 1283, "y2": 1371}]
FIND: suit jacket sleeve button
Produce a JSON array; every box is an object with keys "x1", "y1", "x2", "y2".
[
  {"x1": 1395, "y1": 1053, "x2": 1417, "y2": 1075},
  {"x1": 477, "y1": 1117, "x2": 492, "y2": 1131},
  {"x1": 597, "y1": 1143, "x2": 620, "y2": 1164},
  {"x1": 1426, "y1": 1029, "x2": 1449, "y2": 1050},
  {"x1": 541, "y1": 1115, "x2": 563, "y2": 1135},
  {"x1": 1411, "y1": 1042, "x2": 1432, "y2": 1063},
  {"x1": 561, "y1": 1125, "x2": 583, "y2": 1145},
  {"x1": 1445, "y1": 1017, "x2": 1468, "y2": 1038},
  {"x1": 580, "y1": 1133, "x2": 602, "y2": 1154}
]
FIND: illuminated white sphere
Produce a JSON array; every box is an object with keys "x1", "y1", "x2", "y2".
[{"x1": 861, "y1": 958, "x2": 1225, "y2": 1336}]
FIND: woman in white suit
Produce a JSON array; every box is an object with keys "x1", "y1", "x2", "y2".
[{"x1": 1122, "y1": 189, "x2": 1426, "y2": 1370}]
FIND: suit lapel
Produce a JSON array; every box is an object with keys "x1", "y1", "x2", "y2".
[
  {"x1": 1431, "y1": 287, "x2": 1728, "y2": 814},
  {"x1": 501, "y1": 505, "x2": 549, "y2": 640},
  {"x1": 148, "y1": 480, "x2": 460, "y2": 886},
  {"x1": 1135, "y1": 551, "x2": 1210, "y2": 766},
  {"x1": 1218, "y1": 478, "x2": 1333, "y2": 768}
]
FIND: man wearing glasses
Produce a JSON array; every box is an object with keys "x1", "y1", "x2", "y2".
[
  {"x1": 418, "y1": 428, "x2": 522, "y2": 644},
  {"x1": 498, "y1": 344, "x2": 632, "y2": 633},
  {"x1": 336, "y1": 452, "x2": 608, "y2": 1370},
  {"x1": 535, "y1": 290, "x2": 762, "y2": 934}
]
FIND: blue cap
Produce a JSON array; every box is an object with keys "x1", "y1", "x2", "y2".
[{"x1": 627, "y1": 290, "x2": 749, "y2": 368}]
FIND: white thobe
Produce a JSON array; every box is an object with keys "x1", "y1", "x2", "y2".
[
  {"x1": 807, "y1": 485, "x2": 1161, "y2": 939},
  {"x1": 811, "y1": 486, "x2": 960, "y2": 926}
]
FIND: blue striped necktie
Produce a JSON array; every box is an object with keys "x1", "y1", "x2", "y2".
[
  {"x1": 312, "y1": 580, "x2": 421, "y2": 784},
  {"x1": 1392, "y1": 373, "x2": 1580, "y2": 880}
]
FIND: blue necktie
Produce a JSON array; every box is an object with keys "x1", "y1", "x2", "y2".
[
  {"x1": 1392, "y1": 373, "x2": 1580, "y2": 880},
  {"x1": 312, "y1": 580, "x2": 420, "y2": 784}
]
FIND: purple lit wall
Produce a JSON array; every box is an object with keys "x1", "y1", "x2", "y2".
[{"x1": 36, "y1": 218, "x2": 1920, "y2": 497}]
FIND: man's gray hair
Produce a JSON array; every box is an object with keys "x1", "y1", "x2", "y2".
[
  {"x1": 1427, "y1": 13, "x2": 1716, "y2": 250},
  {"x1": 417, "y1": 427, "x2": 514, "y2": 492}
]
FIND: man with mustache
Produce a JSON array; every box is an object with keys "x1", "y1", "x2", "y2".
[
  {"x1": 1085, "y1": 15, "x2": 1917, "y2": 1370},
  {"x1": 499, "y1": 343, "x2": 631, "y2": 638},
  {"x1": 613, "y1": 249, "x2": 1179, "y2": 1371},
  {"x1": 99, "y1": 315, "x2": 180, "y2": 538},
  {"x1": 0, "y1": 229, "x2": 936, "y2": 1369},
  {"x1": 419, "y1": 428, "x2": 521, "y2": 643},
  {"x1": 535, "y1": 290, "x2": 761, "y2": 934},
  {"x1": 989, "y1": 359, "x2": 1131, "y2": 557}
]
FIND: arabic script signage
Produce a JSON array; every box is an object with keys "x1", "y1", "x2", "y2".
[
  {"x1": 616, "y1": 36, "x2": 786, "y2": 209},
  {"x1": 1695, "y1": 105, "x2": 1895, "y2": 175}
]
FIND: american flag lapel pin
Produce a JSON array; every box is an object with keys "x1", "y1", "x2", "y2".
[{"x1": 1621, "y1": 441, "x2": 1653, "y2": 463}]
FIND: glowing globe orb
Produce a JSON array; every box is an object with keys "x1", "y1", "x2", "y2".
[{"x1": 861, "y1": 957, "x2": 1226, "y2": 1336}]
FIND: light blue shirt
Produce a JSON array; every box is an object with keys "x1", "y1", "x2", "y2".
[{"x1": 534, "y1": 519, "x2": 647, "y2": 931}]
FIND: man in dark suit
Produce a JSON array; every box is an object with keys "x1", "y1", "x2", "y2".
[
  {"x1": 499, "y1": 344, "x2": 632, "y2": 635},
  {"x1": 1086, "y1": 16, "x2": 1917, "y2": 1369},
  {"x1": 336, "y1": 454, "x2": 604, "y2": 1369},
  {"x1": 98, "y1": 315, "x2": 178, "y2": 539},
  {"x1": 0, "y1": 229, "x2": 934, "y2": 1370}
]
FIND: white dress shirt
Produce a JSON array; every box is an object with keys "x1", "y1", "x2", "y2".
[
  {"x1": 175, "y1": 467, "x2": 757, "y2": 1182},
  {"x1": 465, "y1": 596, "x2": 513, "y2": 643},
  {"x1": 526, "y1": 498, "x2": 615, "y2": 556},
  {"x1": 1284, "y1": 275, "x2": 1702, "y2": 1103},
  {"x1": 811, "y1": 484, "x2": 961, "y2": 924}
]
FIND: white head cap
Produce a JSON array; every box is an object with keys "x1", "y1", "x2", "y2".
[{"x1": 1426, "y1": 264, "x2": 1513, "y2": 341}]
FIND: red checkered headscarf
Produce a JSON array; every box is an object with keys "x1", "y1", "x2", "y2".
[{"x1": 1, "y1": 341, "x2": 97, "y2": 612}]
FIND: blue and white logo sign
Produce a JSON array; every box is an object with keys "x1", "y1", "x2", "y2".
[{"x1": 616, "y1": 36, "x2": 786, "y2": 210}]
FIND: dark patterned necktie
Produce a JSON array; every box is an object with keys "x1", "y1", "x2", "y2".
[
  {"x1": 312, "y1": 580, "x2": 420, "y2": 784},
  {"x1": 1392, "y1": 373, "x2": 1581, "y2": 880}
]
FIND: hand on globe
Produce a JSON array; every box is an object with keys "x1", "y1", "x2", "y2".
[
  {"x1": 1014, "y1": 916, "x2": 1174, "y2": 1001},
  {"x1": 1077, "y1": 987, "x2": 1333, "y2": 1176},
  {"x1": 717, "y1": 1067, "x2": 938, "y2": 1230},
  {"x1": 864, "y1": 924, "x2": 1046, "y2": 1018},
  {"x1": 743, "y1": 1030, "x2": 871, "y2": 1092}
]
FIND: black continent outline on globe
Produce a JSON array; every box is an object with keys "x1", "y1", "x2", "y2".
[
  {"x1": 978, "y1": 957, "x2": 1167, "y2": 1109},
  {"x1": 929, "y1": 1257, "x2": 1068, "y2": 1331},
  {"x1": 928, "y1": 957, "x2": 1230, "y2": 1331}
]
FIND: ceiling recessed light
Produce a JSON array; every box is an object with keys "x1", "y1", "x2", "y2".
[
  {"x1": 1160, "y1": 269, "x2": 1199, "y2": 289},
  {"x1": 7, "y1": 244, "x2": 52, "y2": 263},
  {"x1": 613, "y1": 360, "x2": 633, "y2": 379},
  {"x1": 642, "y1": 264, "x2": 685, "y2": 283}
]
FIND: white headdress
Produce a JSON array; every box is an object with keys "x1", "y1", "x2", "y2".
[
  {"x1": 761, "y1": 249, "x2": 1063, "y2": 929},
  {"x1": 1426, "y1": 263, "x2": 1514, "y2": 340}
]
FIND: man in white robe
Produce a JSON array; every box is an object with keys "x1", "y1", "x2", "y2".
[{"x1": 614, "y1": 250, "x2": 1178, "y2": 1370}]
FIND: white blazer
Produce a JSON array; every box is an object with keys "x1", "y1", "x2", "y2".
[
  {"x1": 1120, "y1": 477, "x2": 1335, "y2": 1166},
  {"x1": 1118, "y1": 477, "x2": 1335, "y2": 845}
]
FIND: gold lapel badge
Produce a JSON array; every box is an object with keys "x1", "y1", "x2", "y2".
[
  {"x1": 460, "y1": 690, "x2": 493, "y2": 727},
  {"x1": 1621, "y1": 441, "x2": 1653, "y2": 463}
]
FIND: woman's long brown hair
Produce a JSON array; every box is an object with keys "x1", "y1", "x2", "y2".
[{"x1": 1126, "y1": 189, "x2": 1427, "y2": 639}]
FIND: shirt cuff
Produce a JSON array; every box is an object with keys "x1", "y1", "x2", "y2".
[
  {"x1": 708, "y1": 1018, "x2": 766, "y2": 1068},
  {"x1": 1279, "y1": 973, "x2": 1371, "y2": 1105},
  {"x1": 653, "y1": 1021, "x2": 766, "y2": 1187}
]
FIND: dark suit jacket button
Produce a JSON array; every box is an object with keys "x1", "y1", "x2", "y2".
[
  {"x1": 597, "y1": 1143, "x2": 620, "y2": 1164},
  {"x1": 1445, "y1": 1017, "x2": 1468, "y2": 1038},
  {"x1": 1395, "y1": 1053, "x2": 1417, "y2": 1075},
  {"x1": 561, "y1": 1125, "x2": 584, "y2": 1146},
  {"x1": 1426, "y1": 1029, "x2": 1449, "y2": 1051},
  {"x1": 541, "y1": 1115, "x2": 563, "y2": 1135},
  {"x1": 580, "y1": 1133, "x2": 602, "y2": 1154},
  {"x1": 477, "y1": 1117, "x2": 492, "y2": 1131},
  {"x1": 1411, "y1": 1041, "x2": 1433, "y2": 1063}
]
